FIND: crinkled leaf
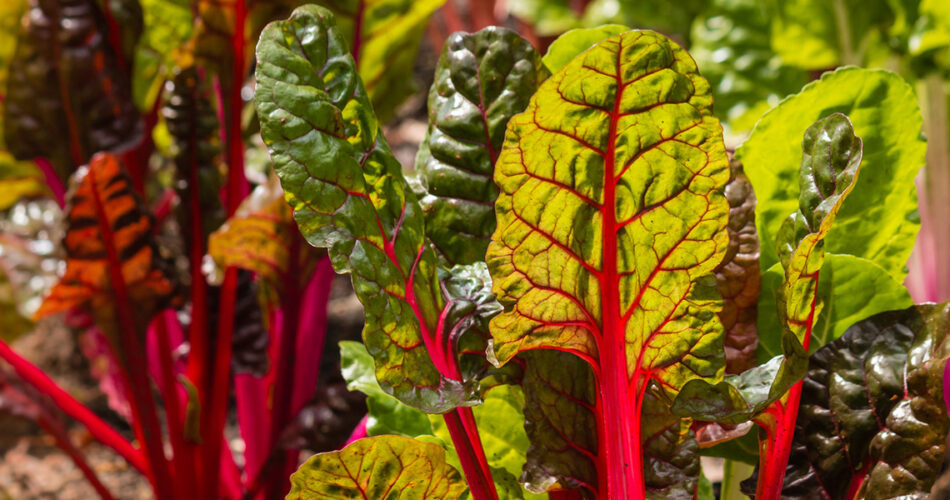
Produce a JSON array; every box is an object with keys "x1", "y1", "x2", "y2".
[
  {"x1": 737, "y1": 68, "x2": 925, "y2": 280},
  {"x1": 255, "y1": 5, "x2": 470, "y2": 412},
  {"x1": 688, "y1": 0, "x2": 809, "y2": 132},
  {"x1": 316, "y1": 0, "x2": 445, "y2": 121},
  {"x1": 4, "y1": 0, "x2": 143, "y2": 182},
  {"x1": 35, "y1": 153, "x2": 177, "y2": 340},
  {"x1": 775, "y1": 303, "x2": 950, "y2": 499},
  {"x1": 415, "y1": 27, "x2": 547, "y2": 266},
  {"x1": 717, "y1": 160, "x2": 760, "y2": 374},
  {"x1": 756, "y1": 255, "x2": 913, "y2": 362},
  {"x1": 776, "y1": 113, "x2": 861, "y2": 346},
  {"x1": 673, "y1": 354, "x2": 802, "y2": 426},
  {"x1": 541, "y1": 25, "x2": 629, "y2": 74},
  {"x1": 487, "y1": 29, "x2": 729, "y2": 497},
  {"x1": 519, "y1": 350, "x2": 598, "y2": 495},
  {"x1": 163, "y1": 66, "x2": 226, "y2": 251},
  {"x1": 287, "y1": 435, "x2": 468, "y2": 499}
]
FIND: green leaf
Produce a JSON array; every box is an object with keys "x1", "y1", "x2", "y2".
[
  {"x1": 776, "y1": 303, "x2": 950, "y2": 499},
  {"x1": 688, "y1": 0, "x2": 809, "y2": 132},
  {"x1": 316, "y1": 0, "x2": 445, "y2": 121},
  {"x1": 4, "y1": 0, "x2": 143, "y2": 182},
  {"x1": 416, "y1": 26, "x2": 547, "y2": 267},
  {"x1": 131, "y1": 0, "x2": 192, "y2": 110},
  {"x1": 756, "y1": 255, "x2": 914, "y2": 362},
  {"x1": 717, "y1": 161, "x2": 760, "y2": 374},
  {"x1": 737, "y1": 68, "x2": 925, "y2": 280},
  {"x1": 341, "y1": 340, "x2": 543, "y2": 500},
  {"x1": 487, "y1": 29, "x2": 729, "y2": 497},
  {"x1": 287, "y1": 435, "x2": 468, "y2": 499},
  {"x1": 256, "y1": 5, "x2": 474, "y2": 413},
  {"x1": 340, "y1": 340, "x2": 432, "y2": 438},
  {"x1": 542, "y1": 24, "x2": 629, "y2": 74}
]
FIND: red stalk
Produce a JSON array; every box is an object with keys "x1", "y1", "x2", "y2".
[
  {"x1": 443, "y1": 407, "x2": 498, "y2": 500},
  {"x1": 202, "y1": 0, "x2": 249, "y2": 492},
  {"x1": 34, "y1": 157, "x2": 66, "y2": 208},
  {"x1": 38, "y1": 417, "x2": 118, "y2": 500},
  {"x1": 86, "y1": 164, "x2": 174, "y2": 499},
  {"x1": 593, "y1": 41, "x2": 646, "y2": 500},
  {"x1": 755, "y1": 278, "x2": 820, "y2": 500},
  {"x1": 154, "y1": 313, "x2": 196, "y2": 500},
  {"x1": 0, "y1": 341, "x2": 146, "y2": 473}
]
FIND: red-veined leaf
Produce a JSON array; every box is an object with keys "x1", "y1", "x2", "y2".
[{"x1": 487, "y1": 30, "x2": 730, "y2": 498}]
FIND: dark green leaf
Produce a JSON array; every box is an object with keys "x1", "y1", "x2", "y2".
[
  {"x1": 416, "y1": 27, "x2": 547, "y2": 266},
  {"x1": 4, "y1": 0, "x2": 143, "y2": 182},
  {"x1": 778, "y1": 303, "x2": 950, "y2": 499},
  {"x1": 255, "y1": 5, "x2": 472, "y2": 412}
]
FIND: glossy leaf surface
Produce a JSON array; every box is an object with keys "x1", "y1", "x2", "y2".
[
  {"x1": 737, "y1": 68, "x2": 924, "y2": 280},
  {"x1": 316, "y1": 0, "x2": 445, "y2": 120},
  {"x1": 132, "y1": 0, "x2": 192, "y2": 110},
  {"x1": 778, "y1": 304, "x2": 950, "y2": 499},
  {"x1": 416, "y1": 27, "x2": 547, "y2": 266},
  {"x1": 255, "y1": 5, "x2": 469, "y2": 412},
  {"x1": 4, "y1": 0, "x2": 143, "y2": 182},
  {"x1": 287, "y1": 435, "x2": 468, "y2": 499},
  {"x1": 487, "y1": 29, "x2": 729, "y2": 497},
  {"x1": 35, "y1": 154, "x2": 177, "y2": 339}
]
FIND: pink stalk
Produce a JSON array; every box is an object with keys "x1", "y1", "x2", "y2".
[
  {"x1": 34, "y1": 157, "x2": 65, "y2": 208},
  {"x1": 345, "y1": 415, "x2": 368, "y2": 445},
  {"x1": 0, "y1": 341, "x2": 146, "y2": 473}
]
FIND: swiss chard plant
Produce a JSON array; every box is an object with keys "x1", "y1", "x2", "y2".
[{"x1": 252, "y1": 5, "x2": 948, "y2": 500}]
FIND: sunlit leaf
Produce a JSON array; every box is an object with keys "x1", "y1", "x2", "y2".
[{"x1": 288, "y1": 435, "x2": 468, "y2": 499}]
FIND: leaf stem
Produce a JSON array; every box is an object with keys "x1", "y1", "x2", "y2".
[
  {"x1": 0, "y1": 341, "x2": 146, "y2": 473},
  {"x1": 38, "y1": 416, "x2": 118, "y2": 500},
  {"x1": 442, "y1": 407, "x2": 499, "y2": 500}
]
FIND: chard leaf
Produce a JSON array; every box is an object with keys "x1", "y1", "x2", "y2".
[
  {"x1": 672, "y1": 114, "x2": 862, "y2": 439},
  {"x1": 757, "y1": 255, "x2": 913, "y2": 362},
  {"x1": 775, "y1": 304, "x2": 950, "y2": 499},
  {"x1": 255, "y1": 5, "x2": 471, "y2": 412},
  {"x1": 717, "y1": 161, "x2": 760, "y2": 374},
  {"x1": 340, "y1": 340, "x2": 432, "y2": 438},
  {"x1": 208, "y1": 177, "x2": 320, "y2": 306},
  {"x1": 163, "y1": 66, "x2": 226, "y2": 251},
  {"x1": 316, "y1": 0, "x2": 445, "y2": 121},
  {"x1": 541, "y1": 25, "x2": 630, "y2": 74},
  {"x1": 288, "y1": 435, "x2": 468, "y2": 499},
  {"x1": 737, "y1": 68, "x2": 925, "y2": 280},
  {"x1": 487, "y1": 30, "x2": 729, "y2": 497},
  {"x1": 131, "y1": 0, "x2": 192, "y2": 110},
  {"x1": 416, "y1": 27, "x2": 547, "y2": 266},
  {"x1": 35, "y1": 154, "x2": 177, "y2": 343},
  {"x1": 341, "y1": 340, "x2": 543, "y2": 500},
  {"x1": 4, "y1": 0, "x2": 143, "y2": 183}
]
